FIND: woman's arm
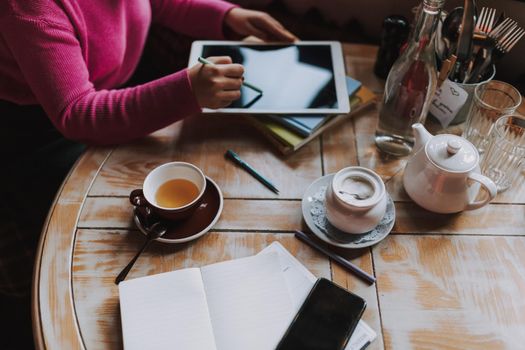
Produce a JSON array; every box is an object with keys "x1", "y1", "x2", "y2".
[
  {"x1": 2, "y1": 16, "x2": 201, "y2": 145},
  {"x1": 149, "y1": 0, "x2": 238, "y2": 39},
  {"x1": 149, "y1": 1, "x2": 297, "y2": 41}
]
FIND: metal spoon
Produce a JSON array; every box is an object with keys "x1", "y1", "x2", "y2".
[
  {"x1": 115, "y1": 221, "x2": 167, "y2": 284},
  {"x1": 338, "y1": 190, "x2": 370, "y2": 200}
]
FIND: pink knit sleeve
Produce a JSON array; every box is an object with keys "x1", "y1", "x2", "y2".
[
  {"x1": 149, "y1": 0, "x2": 238, "y2": 39},
  {"x1": 2, "y1": 16, "x2": 201, "y2": 145}
]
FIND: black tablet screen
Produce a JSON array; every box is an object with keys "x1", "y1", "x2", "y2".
[{"x1": 201, "y1": 45, "x2": 338, "y2": 109}]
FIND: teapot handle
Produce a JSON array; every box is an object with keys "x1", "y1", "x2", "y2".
[{"x1": 465, "y1": 173, "x2": 497, "y2": 210}]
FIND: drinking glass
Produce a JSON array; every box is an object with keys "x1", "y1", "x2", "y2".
[
  {"x1": 480, "y1": 114, "x2": 525, "y2": 192},
  {"x1": 462, "y1": 80, "x2": 522, "y2": 154}
]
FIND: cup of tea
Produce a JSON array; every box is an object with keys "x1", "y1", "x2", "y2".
[{"x1": 130, "y1": 162, "x2": 206, "y2": 221}]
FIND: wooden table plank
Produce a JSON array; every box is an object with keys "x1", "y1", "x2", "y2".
[
  {"x1": 79, "y1": 198, "x2": 304, "y2": 231},
  {"x1": 392, "y1": 202, "x2": 525, "y2": 235},
  {"x1": 343, "y1": 44, "x2": 384, "y2": 94},
  {"x1": 331, "y1": 248, "x2": 385, "y2": 350},
  {"x1": 79, "y1": 196, "x2": 525, "y2": 236},
  {"x1": 89, "y1": 115, "x2": 322, "y2": 199},
  {"x1": 321, "y1": 108, "x2": 360, "y2": 175},
  {"x1": 374, "y1": 235, "x2": 525, "y2": 350}
]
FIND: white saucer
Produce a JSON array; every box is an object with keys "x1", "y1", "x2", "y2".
[{"x1": 302, "y1": 174, "x2": 395, "y2": 249}]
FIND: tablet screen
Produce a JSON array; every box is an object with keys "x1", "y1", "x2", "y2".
[{"x1": 200, "y1": 45, "x2": 338, "y2": 110}]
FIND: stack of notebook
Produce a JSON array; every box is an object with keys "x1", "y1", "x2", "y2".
[
  {"x1": 248, "y1": 77, "x2": 377, "y2": 155},
  {"x1": 119, "y1": 242, "x2": 377, "y2": 350}
]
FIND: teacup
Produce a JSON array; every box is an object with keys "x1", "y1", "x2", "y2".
[
  {"x1": 130, "y1": 162, "x2": 206, "y2": 221},
  {"x1": 325, "y1": 167, "x2": 387, "y2": 234}
]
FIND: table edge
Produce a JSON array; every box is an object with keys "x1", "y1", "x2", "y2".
[{"x1": 32, "y1": 147, "x2": 113, "y2": 350}]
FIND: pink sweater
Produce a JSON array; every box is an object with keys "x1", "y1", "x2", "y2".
[{"x1": 0, "y1": 0, "x2": 236, "y2": 145}]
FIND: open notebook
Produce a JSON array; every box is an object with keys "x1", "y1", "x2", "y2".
[
  {"x1": 119, "y1": 244, "x2": 376, "y2": 350},
  {"x1": 119, "y1": 252, "x2": 293, "y2": 350}
]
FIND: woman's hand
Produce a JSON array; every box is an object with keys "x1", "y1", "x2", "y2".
[
  {"x1": 224, "y1": 8, "x2": 298, "y2": 42},
  {"x1": 188, "y1": 56, "x2": 244, "y2": 109}
]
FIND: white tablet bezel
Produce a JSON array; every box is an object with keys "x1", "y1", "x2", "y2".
[{"x1": 188, "y1": 41, "x2": 350, "y2": 115}]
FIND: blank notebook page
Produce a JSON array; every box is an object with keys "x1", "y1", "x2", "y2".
[
  {"x1": 201, "y1": 252, "x2": 293, "y2": 350},
  {"x1": 119, "y1": 268, "x2": 217, "y2": 350}
]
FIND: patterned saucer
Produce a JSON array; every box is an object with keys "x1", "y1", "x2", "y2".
[{"x1": 302, "y1": 174, "x2": 395, "y2": 249}]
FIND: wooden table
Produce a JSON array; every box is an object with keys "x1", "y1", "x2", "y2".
[{"x1": 33, "y1": 44, "x2": 525, "y2": 350}]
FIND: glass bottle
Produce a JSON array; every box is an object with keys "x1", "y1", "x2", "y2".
[{"x1": 374, "y1": 0, "x2": 444, "y2": 157}]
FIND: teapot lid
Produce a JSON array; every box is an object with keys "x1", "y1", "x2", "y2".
[{"x1": 426, "y1": 134, "x2": 479, "y2": 172}]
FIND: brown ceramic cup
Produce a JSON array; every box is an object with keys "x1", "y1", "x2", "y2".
[{"x1": 129, "y1": 162, "x2": 206, "y2": 221}]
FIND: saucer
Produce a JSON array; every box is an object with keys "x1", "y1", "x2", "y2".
[
  {"x1": 133, "y1": 177, "x2": 223, "y2": 244},
  {"x1": 302, "y1": 174, "x2": 395, "y2": 249}
]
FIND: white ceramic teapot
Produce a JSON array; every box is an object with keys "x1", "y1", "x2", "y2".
[{"x1": 403, "y1": 123, "x2": 497, "y2": 214}]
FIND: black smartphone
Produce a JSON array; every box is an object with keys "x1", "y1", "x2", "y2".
[{"x1": 276, "y1": 278, "x2": 366, "y2": 350}]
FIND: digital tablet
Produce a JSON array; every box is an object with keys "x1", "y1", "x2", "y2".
[{"x1": 188, "y1": 41, "x2": 350, "y2": 114}]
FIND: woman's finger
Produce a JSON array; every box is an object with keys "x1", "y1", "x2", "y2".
[
  {"x1": 220, "y1": 77, "x2": 243, "y2": 90},
  {"x1": 244, "y1": 21, "x2": 268, "y2": 41},
  {"x1": 220, "y1": 63, "x2": 244, "y2": 78},
  {"x1": 217, "y1": 90, "x2": 242, "y2": 101},
  {"x1": 251, "y1": 15, "x2": 297, "y2": 42},
  {"x1": 205, "y1": 56, "x2": 233, "y2": 65}
]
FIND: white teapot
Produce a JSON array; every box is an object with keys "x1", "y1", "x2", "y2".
[{"x1": 403, "y1": 123, "x2": 497, "y2": 214}]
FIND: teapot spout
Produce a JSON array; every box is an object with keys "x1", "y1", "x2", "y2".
[{"x1": 412, "y1": 123, "x2": 432, "y2": 153}]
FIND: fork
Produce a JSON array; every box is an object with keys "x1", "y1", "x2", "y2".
[
  {"x1": 467, "y1": 18, "x2": 524, "y2": 83},
  {"x1": 489, "y1": 17, "x2": 517, "y2": 41},
  {"x1": 466, "y1": 7, "x2": 497, "y2": 81},
  {"x1": 495, "y1": 26, "x2": 525, "y2": 55},
  {"x1": 474, "y1": 7, "x2": 497, "y2": 37}
]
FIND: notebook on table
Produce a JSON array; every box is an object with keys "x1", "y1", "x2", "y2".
[
  {"x1": 118, "y1": 243, "x2": 376, "y2": 350},
  {"x1": 119, "y1": 252, "x2": 294, "y2": 350}
]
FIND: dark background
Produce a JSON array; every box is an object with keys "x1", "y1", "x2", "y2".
[{"x1": 234, "y1": 0, "x2": 525, "y2": 93}]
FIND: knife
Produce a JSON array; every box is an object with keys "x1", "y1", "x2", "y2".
[{"x1": 453, "y1": 0, "x2": 475, "y2": 81}]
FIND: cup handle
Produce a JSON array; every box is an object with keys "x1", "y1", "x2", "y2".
[
  {"x1": 130, "y1": 189, "x2": 152, "y2": 217},
  {"x1": 130, "y1": 189, "x2": 146, "y2": 206},
  {"x1": 465, "y1": 173, "x2": 497, "y2": 210}
]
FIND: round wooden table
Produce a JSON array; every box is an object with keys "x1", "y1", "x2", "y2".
[{"x1": 33, "y1": 44, "x2": 525, "y2": 350}]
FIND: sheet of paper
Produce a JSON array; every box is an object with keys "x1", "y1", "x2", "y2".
[
  {"x1": 429, "y1": 79, "x2": 468, "y2": 128},
  {"x1": 260, "y1": 241, "x2": 316, "y2": 308},
  {"x1": 260, "y1": 242, "x2": 377, "y2": 350},
  {"x1": 119, "y1": 268, "x2": 217, "y2": 350},
  {"x1": 201, "y1": 252, "x2": 293, "y2": 350}
]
